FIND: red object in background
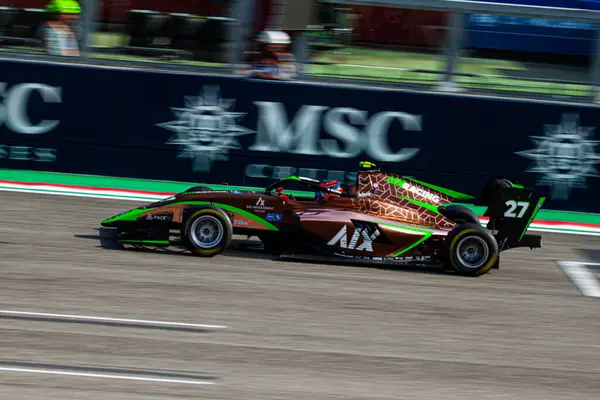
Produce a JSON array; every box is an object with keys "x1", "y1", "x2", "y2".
[
  {"x1": 99, "y1": 0, "x2": 232, "y2": 23},
  {"x1": 351, "y1": 6, "x2": 449, "y2": 47},
  {"x1": 6, "y1": 1, "x2": 447, "y2": 46},
  {"x1": 6, "y1": 0, "x2": 233, "y2": 23}
]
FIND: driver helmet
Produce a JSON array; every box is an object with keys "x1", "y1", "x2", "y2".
[{"x1": 316, "y1": 180, "x2": 342, "y2": 201}]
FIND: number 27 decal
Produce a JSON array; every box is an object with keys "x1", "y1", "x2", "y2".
[{"x1": 504, "y1": 200, "x2": 530, "y2": 218}]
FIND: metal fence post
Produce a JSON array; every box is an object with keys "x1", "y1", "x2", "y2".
[
  {"x1": 293, "y1": 30, "x2": 309, "y2": 78},
  {"x1": 590, "y1": 23, "x2": 600, "y2": 103},
  {"x1": 437, "y1": 10, "x2": 464, "y2": 92},
  {"x1": 81, "y1": 0, "x2": 99, "y2": 59},
  {"x1": 228, "y1": 0, "x2": 257, "y2": 73}
]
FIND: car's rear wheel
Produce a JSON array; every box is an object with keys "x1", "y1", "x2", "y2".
[
  {"x1": 444, "y1": 223, "x2": 498, "y2": 277},
  {"x1": 182, "y1": 208, "x2": 232, "y2": 256},
  {"x1": 438, "y1": 205, "x2": 480, "y2": 225}
]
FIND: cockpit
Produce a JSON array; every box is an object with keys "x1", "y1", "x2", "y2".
[{"x1": 264, "y1": 176, "x2": 357, "y2": 203}]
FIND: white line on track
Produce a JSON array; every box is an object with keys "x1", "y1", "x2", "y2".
[
  {"x1": 0, "y1": 186, "x2": 160, "y2": 202},
  {"x1": 524, "y1": 228, "x2": 600, "y2": 237},
  {"x1": 557, "y1": 261, "x2": 600, "y2": 298},
  {"x1": 0, "y1": 367, "x2": 215, "y2": 385},
  {"x1": 0, "y1": 310, "x2": 228, "y2": 329}
]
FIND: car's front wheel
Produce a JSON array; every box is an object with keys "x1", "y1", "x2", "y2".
[{"x1": 182, "y1": 207, "x2": 232, "y2": 257}]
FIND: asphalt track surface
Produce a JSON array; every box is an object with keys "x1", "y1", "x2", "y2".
[{"x1": 1, "y1": 191, "x2": 600, "y2": 399}]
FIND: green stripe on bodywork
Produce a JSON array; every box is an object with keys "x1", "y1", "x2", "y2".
[
  {"x1": 396, "y1": 195, "x2": 441, "y2": 214},
  {"x1": 121, "y1": 239, "x2": 169, "y2": 245},
  {"x1": 378, "y1": 222, "x2": 434, "y2": 257},
  {"x1": 520, "y1": 197, "x2": 546, "y2": 240},
  {"x1": 405, "y1": 177, "x2": 474, "y2": 201},
  {"x1": 102, "y1": 207, "x2": 154, "y2": 224},
  {"x1": 174, "y1": 201, "x2": 279, "y2": 231},
  {"x1": 392, "y1": 233, "x2": 432, "y2": 257}
]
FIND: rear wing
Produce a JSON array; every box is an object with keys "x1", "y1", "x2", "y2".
[{"x1": 477, "y1": 181, "x2": 545, "y2": 251}]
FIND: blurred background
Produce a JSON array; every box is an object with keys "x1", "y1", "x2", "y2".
[{"x1": 0, "y1": 0, "x2": 599, "y2": 102}]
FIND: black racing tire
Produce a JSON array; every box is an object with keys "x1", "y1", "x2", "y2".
[
  {"x1": 438, "y1": 205, "x2": 480, "y2": 225},
  {"x1": 444, "y1": 223, "x2": 499, "y2": 277},
  {"x1": 490, "y1": 179, "x2": 512, "y2": 195},
  {"x1": 182, "y1": 207, "x2": 232, "y2": 257}
]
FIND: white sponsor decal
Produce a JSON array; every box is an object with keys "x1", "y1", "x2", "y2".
[
  {"x1": 327, "y1": 225, "x2": 380, "y2": 252},
  {"x1": 247, "y1": 197, "x2": 274, "y2": 212},
  {"x1": 401, "y1": 182, "x2": 441, "y2": 203},
  {"x1": 516, "y1": 113, "x2": 600, "y2": 200}
]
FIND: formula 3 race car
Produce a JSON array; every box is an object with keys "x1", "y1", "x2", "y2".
[{"x1": 99, "y1": 162, "x2": 545, "y2": 276}]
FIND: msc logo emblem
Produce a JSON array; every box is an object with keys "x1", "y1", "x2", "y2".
[{"x1": 327, "y1": 225, "x2": 381, "y2": 252}]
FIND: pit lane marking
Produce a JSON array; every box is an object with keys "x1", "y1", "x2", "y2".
[
  {"x1": 0, "y1": 310, "x2": 228, "y2": 330},
  {"x1": 557, "y1": 261, "x2": 600, "y2": 298},
  {"x1": 0, "y1": 367, "x2": 215, "y2": 385}
]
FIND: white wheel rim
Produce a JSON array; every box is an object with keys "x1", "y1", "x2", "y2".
[
  {"x1": 455, "y1": 236, "x2": 489, "y2": 269},
  {"x1": 190, "y1": 215, "x2": 224, "y2": 249}
]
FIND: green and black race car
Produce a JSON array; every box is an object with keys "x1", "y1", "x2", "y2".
[{"x1": 100, "y1": 162, "x2": 544, "y2": 276}]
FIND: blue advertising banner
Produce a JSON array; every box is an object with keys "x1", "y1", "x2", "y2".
[
  {"x1": 462, "y1": 0, "x2": 600, "y2": 55},
  {"x1": 1, "y1": 59, "x2": 600, "y2": 213},
  {"x1": 330, "y1": 0, "x2": 600, "y2": 10},
  {"x1": 333, "y1": 0, "x2": 600, "y2": 55},
  {"x1": 464, "y1": 13, "x2": 597, "y2": 55},
  {"x1": 469, "y1": 0, "x2": 600, "y2": 10}
]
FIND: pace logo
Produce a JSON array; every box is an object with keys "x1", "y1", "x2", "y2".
[
  {"x1": 146, "y1": 214, "x2": 171, "y2": 221},
  {"x1": 516, "y1": 114, "x2": 600, "y2": 200},
  {"x1": 157, "y1": 85, "x2": 254, "y2": 172},
  {"x1": 327, "y1": 225, "x2": 380, "y2": 252}
]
